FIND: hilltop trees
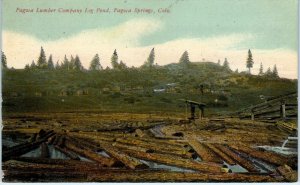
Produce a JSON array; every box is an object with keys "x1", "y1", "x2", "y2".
[
  {"x1": 37, "y1": 47, "x2": 47, "y2": 69},
  {"x1": 89, "y1": 54, "x2": 102, "y2": 70},
  {"x1": 223, "y1": 58, "x2": 230, "y2": 70},
  {"x1": 2, "y1": 51, "x2": 7, "y2": 69},
  {"x1": 179, "y1": 51, "x2": 190, "y2": 64},
  {"x1": 146, "y1": 48, "x2": 155, "y2": 67},
  {"x1": 258, "y1": 62, "x2": 264, "y2": 75},
  {"x1": 47, "y1": 55, "x2": 54, "y2": 69},
  {"x1": 111, "y1": 49, "x2": 119, "y2": 69},
  {"x1": 273, "y1": 65, "x2": 279, "y2": 78},
  {"x1": 246, "y1": 49, "x2": 254, "y2": 74},
  {"x1": 74, "y1": 55, "x2": 83, "y2": 70}
]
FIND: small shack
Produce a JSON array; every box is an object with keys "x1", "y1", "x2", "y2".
[{"x1": 184, "y1": 100, "x2": 206, "y2": 121}]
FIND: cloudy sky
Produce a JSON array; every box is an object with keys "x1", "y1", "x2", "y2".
[{"x1": 2, "y1": 0, "x2": 298, "y2": 78}]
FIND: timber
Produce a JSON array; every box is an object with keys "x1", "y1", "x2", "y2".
[
  {"x1": 215, "y1": 144, "x2": 259, "y2": 172},
  {"x1": 205, "y1": 143, "x2": 236, "y2": 165},
  {"x1": 187, "y1": 138, "x2": 223, "y2": 163}
]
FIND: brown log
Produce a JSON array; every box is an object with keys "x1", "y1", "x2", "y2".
[
  {"x1": 2, "y1": 130, "x2": 55, "y2": 161},
  {"x1": 100, "y1": 143, "x2": 148, "y2": 169},
  {"x1": 64, "y1": 140, "x2": 122, "y2": 167},
  {"x1": 187, "y1": 139, "x2": 223, "y2": 163},
  {"x1": 40, "y1": 143, "x2": 50, "y2": 158},
  {"x1": 215, "y1": 144, "x2": 259, "y2": 172},
  {"x1": 54, "y1": 145, "x2": 80, "y2": 160},
  {"x1": 205, "y1": 143, "x2": 236, "y2": 165},
  {"x1": 276, "y1": 165, "x2": 297, "y2": 182},
  {"x1": 228, "y1": 144, "x2": 289, "y2": 166},
  {"x1": 119, "y1": 147, "x2": 224, "y2": 173}
]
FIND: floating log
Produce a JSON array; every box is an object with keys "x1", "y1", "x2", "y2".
[
  {"x1": 87, "y1": 170, "x2": 278, "y2": 182},
  {"x1": 101, "y1": 143, "x2": 148, "y2": 169},
  {"x1": 28, "y1": 133, "x2": 37, "y2": 143},
  {"x1": 64, "y1": 140, "x2": 122, "y2": 167},
  {"x1": 228, "y1": 144, "x2": 289, "y2": 166},
  {"x1": 205, "y1": 143, "x2": 236, "y2": 165},
  {"x1": 276, "y1": 165, "x2": 297, "y2": 182},
  {"x1": 2, "y1": 130, "x2": 55, "y2": 161},
  {"x1": 54, "y1": 145, "x2": 80, "y2": 160},
  {"x1": 187, "y1": 138, "x2": 223, "y2": 163},
  {"x1": 215, "y1": 144, "x2": 259, "y2": 172},
  {"x1": 40, "y1": 143, "x2": 50, "y2": 158},
  {"x1": 47, "y1": 135, "x2": 56, "y2": 145},
  {"x1": 119, "y1": 147, "x2": 224, "y2": 173}
]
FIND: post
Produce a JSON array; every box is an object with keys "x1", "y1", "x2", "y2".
[
  {"x1": 281, "y1": 100, "x2": 286, "y2": 119},
  {"x1": 251, "y1": 109, "x2": 254, "y2": 121}
]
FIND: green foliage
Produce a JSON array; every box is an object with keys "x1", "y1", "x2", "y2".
[
  {"x1": 37, "y1": 47, "x2": 47, "y2": 69},
  {"x1": 2, "y1": 51, "x2": 7, "y2": 69},
  {"x1": 47, "y1": 55, "x2": 54, "y2": 69},
  {"x1": 111, "y1": 49, "x2": 119, "y2": 69},
  {"x1": 74, "y1": 55, "x2": 83, "y2": 70},
  {"x1": 246, "y1": 49, "x2": 254, "y2": 73},
  {"x1": 179, "y1": 51, "x2": 190, "y2": 64},
  {"x1": 89, "y1": 54, "x2": 102, "y2": 70},
  {"x1": 258, "y1": 62, "x2": 264, "y2": 75},
  {"x1": 146, "y1": 48, "x2": 155, "y2": 67},
  {"x1": 223, "y1": 58, "x2": 230, "y2": 71},
  {"x1": 273, "y1": 65, "x2": 279, "y2": 78}
]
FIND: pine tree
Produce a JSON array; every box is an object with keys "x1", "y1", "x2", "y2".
[
  {"x1": 258, "y1": 62, "x2": 264, "y2": 75},
  {"x1": 246, "y1": 49, "x2": 254, "y2": 74},
  {"x1": 55, "y1": 61, "x2": 60, "y2": 69},
  {"x1": 272, "y1": 64, "x2": 279, "y2": 78},
  {"x1": 74, "y1": 55, "x2": 82, "y2": 70},
  {"x1": 265, "y1": 67, "x2": 272, "y2": 77},
  {"x1": 111, "y1": 49, "x2": 119, "y2": 69},
  {"x1": 37, "y1": 46, "x2": 47, "y2": 68},
  {"x1": 89, "y1": 54, "x2": 102, "y2": 70},
  {"x1": 30, "y1": 60, "x2": 36, "y2": 68},
  {"x1": 223, "y1": 58, "x2": 230, "y2": 70},
  {"x1": 61, "y1": 55, "x2": 69, "y2": 70},
  {"x1": 25, "y1": 64, "x2": 30, "y2": 70},
  {"x1": 69, "y1": 55, "x2": 75, "y2": 70},
  {"x1": 146, "y1": 48, "x2": 155, "y2": 67},
  {"x1": 119, "y1": 60, "x2": 127, "y2": 70},
  {"x1": 47, "y1": 54, "x2": 54, "y2": 69},
  {"x1": 1, "y1": 51, "x2": 7, "y2": 69},
  {"x1": 217, "y1": 59, "x2": 220, "y2": 65},
  {"x1": 179, "y1": 51, "x2": 190, "y2": 64}
]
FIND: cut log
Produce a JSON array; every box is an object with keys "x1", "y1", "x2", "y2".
[
  {"x1": 64, "y1": 140, "x2": 122, "y2": 167},
  {"x1": 276, "y1": 165, "x2": 297, "y2": 182},
  {"x1": 2, "y1": 130, "x2": 55, "y2": 161},
  {"x1": 54, "y1": 145, "x2": 80, "y2": 160},
  {"x1": 205, "y1": 143, "x2": 236, "y2": 165},
  {"x1": 187, "y1": 138, "x2": 223, "y2": 163},
  {"x1": 215, "y1": 144, "x2": 259, "y2": 172},
  {"x1": 100, "y1": 143, "x2": 148, "y2": 169},
  {"x1": 40, "y1": 143, "x2": 50, "y2": 158},
  {"x1": 119, "y1": 147, "x2": 224, "y2": 173},
  {"x1": 228, "y1": 144, "x2": 289, "y2": 166}
]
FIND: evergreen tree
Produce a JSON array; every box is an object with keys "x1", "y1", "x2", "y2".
[
  {"x1": 258, "y1": 62, "x2": 264, "y2": 75},
  {"x1": 25, "y1": 64, "x2": 30, "y2": 70},
  {"x1": 30, "y1": 60, "x2": 36, "y2": 68},
  {"x1": 37, "y1": 46, "x2": 47, "y2": 68},
  {"x1": 146, "y1": 48, "x2": 155, "y2": 67},
  {"x1": 111, "y1": 49, "x2": 119, "y2": 69},
  {"x1": 47, "y1": 54, "x2": 54, "y2": 69},
  {"x1": 223, "y1": 58, "x2": 230, "y2": 70},
  {"x1": 246, "y1": 49, "x2": 254, "y2": 74},
  {"x1": 1, "y1": 51, "x2": 7, "y2": 69},
  {"x1": 89, "y1": 54, "x2": 102, "y2": 70},
  {"x1": 62, "y1": 55, "x2": 69, "y2": 70},
  {"x1": 69, "y1": 55, "x2": 75, "y2": 70},
  {"x1": 265, "y1": 67, "x2": 272, "y2": 77},
  {"x1": 55, "y1": 61, "x2": 60, "y2": 69},
  {"x1": 272, "y1": 64, "x2": 279, "y2": 78},
  {"x1": 179, "y1": 51, "x2": 190, "y2": 64},
  {"x1": 74, "y1": 55, "x2": 83, "y2": 70},
  {"x1": 119, "y1": 60, "x2": 127, "y2": 70},
  {"x1": 217, "y1": 59, "x2": 220, "y2": 65}
]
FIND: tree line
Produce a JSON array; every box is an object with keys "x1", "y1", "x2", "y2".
[{"x1": 1, "y1": 47, "x2": 280, "y2": 78}]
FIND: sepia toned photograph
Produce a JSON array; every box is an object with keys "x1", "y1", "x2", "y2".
[{"x1": 1, "y1": 0, "x2": 298, "y2": 182}]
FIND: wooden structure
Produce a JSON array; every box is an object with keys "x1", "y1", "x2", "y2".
[{"x1": 184, "y1": 100, "x2": 206, "y2": 121}]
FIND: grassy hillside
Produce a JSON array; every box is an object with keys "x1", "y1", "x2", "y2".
[{"x1": 2, "y1": 62, "x2": 297, "y2": 116}]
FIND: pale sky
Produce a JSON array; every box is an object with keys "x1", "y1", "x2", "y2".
[{"x1": 2, "y1": 0, "x2": 298, "y2": 79}]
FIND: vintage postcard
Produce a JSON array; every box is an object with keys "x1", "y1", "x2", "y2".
[{"x1": 1, "y1": 0, "x2": 298, "y2": 182}]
